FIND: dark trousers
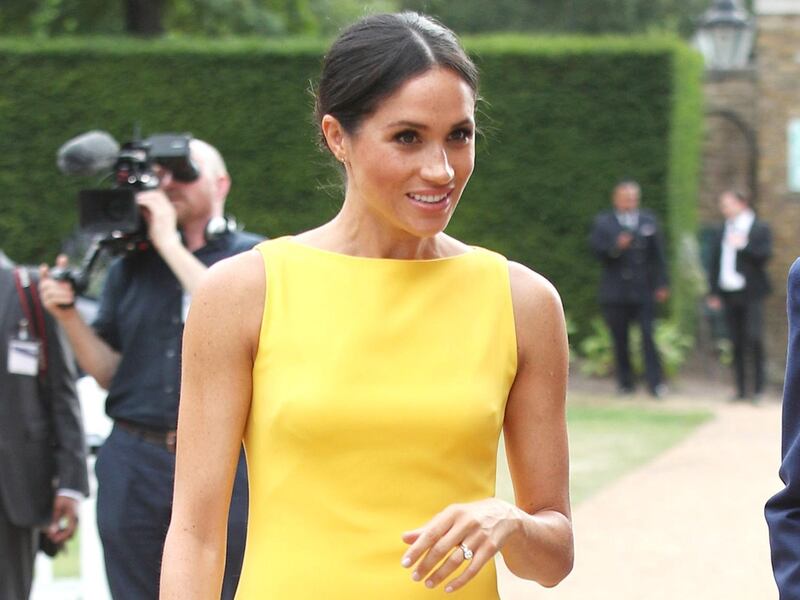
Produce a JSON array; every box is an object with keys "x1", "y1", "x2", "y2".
[
  {"x1": 721, "y1": 291, "x2": 765, "y2": 397},
  {"x1": 602, "y1": 301, "x2": 663, "y2": 392},
  {"x1": 0, "y1": 498, "x2": 37, "y2": 600},
  {"x1": 95, "y1": 425, "x2": 248, "y2": 600}
]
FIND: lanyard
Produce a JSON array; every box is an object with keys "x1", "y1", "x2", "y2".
[{"x1": 12, "y1": 267, "x2": 48, "y2": 374}]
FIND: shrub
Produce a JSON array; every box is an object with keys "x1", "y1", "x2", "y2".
[
  {"x1": 0, "y1": 35, "x2": 702, "y2": 340},
  {"x1": 577, "y1": 316, "x2": 694, "y2": 379}
]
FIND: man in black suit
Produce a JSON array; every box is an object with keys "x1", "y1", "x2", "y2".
[
  {"x1": 0, "y1": 255, "x2": 89, "y2": 600},
  {"x1": 707, "y1": 189, "x2": 772, "y2": 401},
  {"x1": 590, "y1": 180, "x2": 670, "y2": 397}
]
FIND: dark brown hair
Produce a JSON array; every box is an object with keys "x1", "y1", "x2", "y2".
[
  {"x1": 722, "y1": 188, "x2": 749, "y2": 204},
  {"x1": 314, "y1": 12, "x2": 478, "y2": 153}
]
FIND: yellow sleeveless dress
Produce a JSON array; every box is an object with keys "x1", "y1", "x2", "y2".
[{"x1": 237, "y1": 237, "x2": 518, "y2": 599}]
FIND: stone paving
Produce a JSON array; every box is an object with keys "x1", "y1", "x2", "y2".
[{"x1": 497, "y1": 391, "x2": 783, "y2": 600}]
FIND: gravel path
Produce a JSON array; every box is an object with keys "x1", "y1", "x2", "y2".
[{"x1": 497, "y1": 393, "x2": 784, "y2": 600}]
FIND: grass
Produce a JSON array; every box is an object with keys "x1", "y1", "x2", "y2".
[
  {"x1": 496, "y1": 394, "x2": 713, "y2": 506},
  {"x1": 52, "y1": 532, "x2": 80, "y2": 578}
]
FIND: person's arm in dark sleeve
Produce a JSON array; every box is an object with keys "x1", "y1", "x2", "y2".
[
  {"x1": 652, "y1": 217, "x2": 670, "y2": 290},
  {"x1": 708, "y1": 229, "x2": 722, "y2": 297},
  {"x1": 589, "y1": 215, "x2": 623, "y2": 261},
  {"x1": 741, "y1": 222, "x2": 772, "y2": 265},
  {"x1": 39, "y1": 275, "x2": 90, "y2": 545},
  {"x1": 766, "y1": 258, "x2": 800, "y2": 597},
  {"x1": 44, "y1": 312, "x2": 89, "y2": 497}
]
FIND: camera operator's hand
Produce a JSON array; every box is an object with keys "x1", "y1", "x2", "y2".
[
  {"x1": 136, "y1": 190, "x2": 179, "y2": 253},
  {"x1": 39, "y1": 255, "x2": 77, "y2": 319},
  {"x1": 40, "y1": 255, "x2": 121, "y2": 389},
  {"x1": 135, "y1": 174, "x2": 211, "y2": 295}
]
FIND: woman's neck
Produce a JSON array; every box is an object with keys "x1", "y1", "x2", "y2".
[{"x1": 300, "y1": 204, "x2": 450, "y2": 260}]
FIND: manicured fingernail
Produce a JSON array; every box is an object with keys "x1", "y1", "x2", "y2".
[
  {"x1": 426, "y1": 580, "x2": 434, "y2": 588},
  {"x1": 445, "y1": 586, "x2": 454, "y2": 593},
  {"x1": 412, "y1": 571, "x2": 421, "y2": 581},
  {"x1": 401, "y1": 557, "x2": 411, "y2": 568}
]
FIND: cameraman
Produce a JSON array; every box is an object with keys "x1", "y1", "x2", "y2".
[{"x1": 39, "y1": 139, "x2": 262, "y2": 600}]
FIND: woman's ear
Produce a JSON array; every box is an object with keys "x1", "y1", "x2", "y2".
[{"x1": 321, "y1": 114, "x2": 348, "y2": 163}]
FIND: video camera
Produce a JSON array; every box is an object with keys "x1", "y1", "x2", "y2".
[{"x1": 53, "y1": 130, "x2": 200, "y2": 294}]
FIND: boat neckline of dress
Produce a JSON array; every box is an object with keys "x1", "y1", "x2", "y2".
[{"x1": 281, "y1": 236, "x2": 479, "y2": 264}]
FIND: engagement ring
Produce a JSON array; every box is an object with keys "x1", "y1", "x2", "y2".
[{"x1": 460, "y1": 543, "x2": 473, "y2": 560}]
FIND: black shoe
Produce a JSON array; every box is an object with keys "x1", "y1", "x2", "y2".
[{"x1": 617, "y1": 385, "x2": 635, "y2": 397}]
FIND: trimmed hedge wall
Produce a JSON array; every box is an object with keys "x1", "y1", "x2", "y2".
[{"x1": 0, "y1": 36, "x2": 702, "y2": 337}]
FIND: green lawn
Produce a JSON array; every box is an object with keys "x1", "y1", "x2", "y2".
[
  {"x1": 496, "y1": 395, "x2": 713, "y2": 506},
  {"x1": 52, "y1": 532, "x2": 80, "y2": 578}
]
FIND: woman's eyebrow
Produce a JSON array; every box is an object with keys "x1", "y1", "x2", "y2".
[{"x1": 385, "y1": 118, "x2": 474, "y2": 130}]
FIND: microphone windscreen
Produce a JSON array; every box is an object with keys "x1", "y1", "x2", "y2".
[{"x1": 57, "y1": 130, "x2": 120, "y2": 176}]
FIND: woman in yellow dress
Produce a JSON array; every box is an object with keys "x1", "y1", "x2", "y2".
[{"x1": 161, "y1": 12, "x2": 572, "y2": 599}]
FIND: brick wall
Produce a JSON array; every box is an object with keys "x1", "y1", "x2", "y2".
[
  {"x1": 699, "y1": 73, "x2": 758, "y2": 225},
  {"x1": 756, "y1": 11, "x2": 800, "y2": 381}
]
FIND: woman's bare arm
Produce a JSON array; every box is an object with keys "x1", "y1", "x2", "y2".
[
  {"x1": 499, "y1": 260, "x2": 572, "y2": 585},
  {"x1": 160, "y1": 249, "x2": 265, "y2": 599}
]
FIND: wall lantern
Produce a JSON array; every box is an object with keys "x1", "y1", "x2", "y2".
[{"x1": 694, "y1": 0, "x2": 755, "y2": 71}]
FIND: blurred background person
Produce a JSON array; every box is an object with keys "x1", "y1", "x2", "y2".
[
  {"x1": 706, "y1": 189, "x2": 772, "y2": 402},
  {"x1": 0, "y1": 256, "x2": 89, "y2": 600},
  {"x1": 38, "y1": 139, "x2": 263, "y2": 600},
  {"x1": 589, "y1": 180, "x2": 670, "y2": 398}
]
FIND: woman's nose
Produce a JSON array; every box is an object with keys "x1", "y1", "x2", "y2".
[{"x1": 421, "y1": 147, "x2": 454, "y2": 184}]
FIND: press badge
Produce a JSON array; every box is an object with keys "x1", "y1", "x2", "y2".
[
  {"x1": 7, "y1": 337, "x2": 41, "y2": 377},
  {"x1": 182, "y1": 292, "x2": 192, "y2": 323}
]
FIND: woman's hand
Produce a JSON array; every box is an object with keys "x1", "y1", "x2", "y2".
[{"x1": 401, "y1": 498, "x2": 520, "y2": 593}]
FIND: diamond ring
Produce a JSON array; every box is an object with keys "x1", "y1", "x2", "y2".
[{"x1": 460, "y1": 543, "x2": 474, "y2": 560}]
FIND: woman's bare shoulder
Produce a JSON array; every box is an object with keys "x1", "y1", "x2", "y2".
[
  {"x1": 189, "y1": 249, "x2": 266, "y2": 351},
  {"x1": 203, "y1": 248, "x2": 265, "y2": 294},
  {"x1": 505, "y1": 261, "x2": 566, "y2": 364},
  {"x1": 506, "y1": 261, "x2": 563, "y2": 318}
]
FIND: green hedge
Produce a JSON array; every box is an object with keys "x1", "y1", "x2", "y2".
[{"x1": 0, "y1": 35, "x2": 702, "y2": 338}]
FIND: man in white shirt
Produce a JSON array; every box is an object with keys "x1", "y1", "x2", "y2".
[{"x1": 707, "y1": 190, "x2": 773, "y2": 401}]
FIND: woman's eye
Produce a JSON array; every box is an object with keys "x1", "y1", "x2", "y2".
[
  {"x1": 449, "y1": 128, "x2": 474, "y2": 143},
  {"x1": 395, "y1": 130, "x2": 419, "y2": 144}
]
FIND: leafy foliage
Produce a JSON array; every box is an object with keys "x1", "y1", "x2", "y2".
[
  {"x1": 308, "y1": 0, "x2": 398, "y2": 34},
  {"x1": 0, "y1": 0, "x2": 320, "y2": 36},
  {"x1": 165, "y1": 0, "x2": 288, "y2": 36},
  {"x1": 577, "y1": 317, "x2": 694, "y2": 379},
  {"x1": 0, "y1": 0, "x2": 756, "y2": 37},
  {"x1": 0, "y1": 0, "x2": 124, "y2": 36},
  {"x1": 403, "y1": 0, "x2": 755, "y2": 37}
]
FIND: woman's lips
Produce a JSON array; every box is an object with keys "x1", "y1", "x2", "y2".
[{"x1": 406, "y1": 189, "x2": 453, "y2": 209}]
